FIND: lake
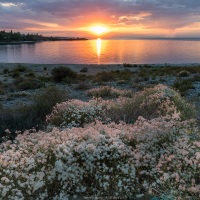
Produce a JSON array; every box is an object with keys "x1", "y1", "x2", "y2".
[{"x1": 0, "y1": 39, "x2": 200, "y2": 64}]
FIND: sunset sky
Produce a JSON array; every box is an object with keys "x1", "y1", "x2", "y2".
[{"x1": 0, "y1": 0, "x2": 200, "y2": 38}]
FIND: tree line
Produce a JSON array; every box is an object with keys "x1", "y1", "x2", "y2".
[
  {"x1": 0, "y1": 30, "x2": 44, "y2": 42},
  {"x1": 0, "y1": 30, "x2": 88, "y2": 42}
]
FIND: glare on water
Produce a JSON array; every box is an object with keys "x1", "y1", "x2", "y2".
[{"x1": 0, "y1": 39, "x2": 200, "y2": 64}]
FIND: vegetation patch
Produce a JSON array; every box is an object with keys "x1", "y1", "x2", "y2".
[
  {"x1": 106, "y1": 84, "x2": 196, "y2": 124},
  {"x1": 80, "y1": 66, "x2": 88, "y2": 72},
  {"x1": 138, "y1": 65, "x2": 200, "y2": 77},
  {"x1": 12, "y1": 64, "x2": 27, "y2": 73},
  {"x1": 38, "y1": 76, "x2": 52, "y2": 82},
  {"x1": 173, "y1": 78, "x2": 195, "y2": 95},
  {"x1": 87, "y1": 86, "x2": 133, "y2": 98},
  {"x1": 177, "y1": 70, "x2": 190, "y2": 77},
  {"x1": 14, "y1": 77, "x2": 44, "y2": 90},
  {"x1": 51, "y1": 66, "x2": 77, "y2": 82},
  {"x1": 11, "y1": 71, "x2": 20, "y2": 78},
  {"x1": 74, "y1": 82, "x2": 91, "y2": 90},
  {"x1": 94, "y1": 70, "x2": 133, "y2": 82},
  {"x1": 25, "y1": 72, "x2": 35, "y2": 78},
  {"x1": 0, "y1": 82, "x2": 5, "y2": 94},
  {"x1": 46, "y1": 98, "x2": 108, "y2": 128},
  {"x1": 3, "y1": 68, "x2": 9, "y2": 74},
  {"x1": 47, "y1": 85, "x2": 196, "y2": 130},
  {"x1": 0, "y1": 87, "x2": 68, "y2": 140},
  {"x1": 0, "y1": 117, "x2": 199, "y2": 199},
  {"x1": 123, "y1": 63, "x2": 138, "y2": 68}
]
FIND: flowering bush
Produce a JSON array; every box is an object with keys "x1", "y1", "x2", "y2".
[
  {"x1": 87, "y1": 86, "x2": 133, "y2": 98},
  {"x1": 106, "y1": 84, "x2": 196, "y2": 123},
  {"x1": 126, "y1": 116, "x2": 199, "y2": 199},
  {"x1": 1, "y1": 84, "x2": 198, "y2": 199},
  {"x1": 0, "y1": 116, "x2": 199, "y2": 199},
  {"x1": 47, "y1": 85, "x2": 195, "y2": 129},
  {"x1": 46, "y1": 98, "x2": 113, "y2": 128}
]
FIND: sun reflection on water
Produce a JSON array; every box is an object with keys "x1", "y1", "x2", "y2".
[{"x1": 96, "y1": 38, "x2": 101, "y2": 62}]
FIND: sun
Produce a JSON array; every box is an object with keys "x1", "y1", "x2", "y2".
[{"x1": 90, "y1": 26, "x2": 108, "y2": 35}]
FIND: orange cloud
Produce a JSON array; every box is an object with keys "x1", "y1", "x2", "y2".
[{"x1": 0, "y1": 0, "x2": 200, "y2": 38}]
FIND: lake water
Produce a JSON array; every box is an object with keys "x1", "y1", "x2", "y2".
[{"x1": 0, "y1": 39, "x2": 200, "y2": 64}]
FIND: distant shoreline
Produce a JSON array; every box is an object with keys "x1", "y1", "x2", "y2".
[
  {"x1": 0, "y1": 41, "x2": 36, "y2": 45},
  {"x1": 0, "y1": 38, "x2": 88, "y2": 45}
]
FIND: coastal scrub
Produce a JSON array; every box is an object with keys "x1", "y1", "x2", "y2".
[{"x1": 0, "y1": 117, "x2": 199, "y2": 199}]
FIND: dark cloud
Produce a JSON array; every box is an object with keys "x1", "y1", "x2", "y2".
[
  {"x1": 0, "y1": 20, "x2": 50, "y2": 29},
  {"x1": 0, "y1": 0, "x2": 200, "y2": 36}
]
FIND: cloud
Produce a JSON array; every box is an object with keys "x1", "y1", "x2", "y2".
[{"x1": 0, "y1": 0, "x2": 200, "y2": 37}]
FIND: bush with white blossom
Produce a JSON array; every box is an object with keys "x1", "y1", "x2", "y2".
[
  {"x1": 46, "y1": 98, "x2": 113, "y2": 128},
  {"x1": 0, "y1": 84, "x2": 199, "y2": 199},
  {"x1": 0, "y1": 116, "x2": 199, "y2": 199},
  {"x1": 47, "y1": 85, "x2": 196, "y2": 129},
  {"x1": 106, "y1": 84, "x2": 196, "y2": 123}
]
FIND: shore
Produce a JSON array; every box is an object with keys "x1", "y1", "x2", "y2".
[
  {"x1": 0, "y1": 62, "x2": 200, "y2": 75},
  {"x1": 0, "y1": 41, "x2": 36, "y2": 45},
  {"x1": 0, "y1": 63, "x2": 126, "y2": 75},
  {"x1": 0, "y1": 63, "x2": 199, "y2": 116}
]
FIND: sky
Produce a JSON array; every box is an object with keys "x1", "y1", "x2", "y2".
[{"x1": 0, "y1": 0, "x2": 200, "y2": 38}]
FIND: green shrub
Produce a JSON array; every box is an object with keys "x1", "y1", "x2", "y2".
[
  {"x1": 80, "y1": 66, "x2": 88, "y2": 72},
  {"x1": 87, "y1": 86, "x2": 133, "y2": 98},
  {"x1": 14, "y1": 77, "x2": 44, "y2": 90},
  {"x1": 177, "y1": 70, "x2": 190, "y2": 77},
  {"x1": 25, "y1": 72, "x2": 35, "y2": 77},
  {"x1": 136, "y1": 66, "x2": 200, "y2": 78},
  {"x1": 63, "y1": 76, "x2": 76, "y2": 84},
  {"x1": 74, "y1": 82, "x2": 91, "y2": 90},
  {"x1": 123, "y1": 63, "x2": 133, "y2": 67},
  {"x1": 79, "y1": 73, "x2": 91, "y2": 80},
  {"x1": 38, "y1": 76, "x2": 52, "y2": 82},
  {"x1": 12, "y1": 71, "x2": 20, "y2": 78},
  {"x1": 138, "y1": 68, "x2": 148, "y2": 77},
  {"x1": 95, "y1": 71, "x2": 115, "y2": 82},
  {"x1": 123, "y1": 63, "x2": 138, "y2": 68},
  {"x1": 143, "y1": 64, "x2": 152, "y2": 68},
  {"x1": 0, "y1": 87, "x2": 68, "y2": 140},
  {"x1": 13, "y1": 64, "x2": 27, "y2": 72},
  {"x1": 133, "y1": 77, "x2": 144, "y2": 83},
  {"x1": 3, "y1": 68, "x2": 9, "y2": 74},
  {"x1": 51, "y1": 66, "x2": 77, "y2": 82},
  {"x1": 94, "y1": 70, "x2": 132, "y2": 82},
  {"x1": 173, "y1": 78, "x2": 195, "y2": 95},
  {"x1": 33, "y1": 87, "x2": 68, "y2": 119}
]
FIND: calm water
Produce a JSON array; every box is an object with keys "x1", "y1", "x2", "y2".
[{"x1": 0, "y1": 39, "x2": 200, "y2": 64}]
